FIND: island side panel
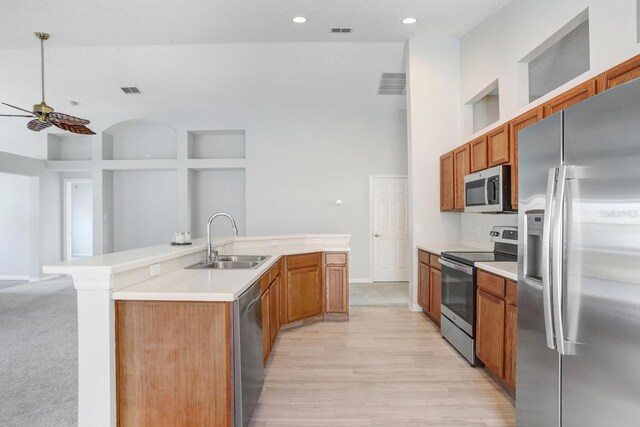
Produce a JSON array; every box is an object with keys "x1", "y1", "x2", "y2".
[{"x1": 115, "y1": 300, "x2": 233, "y2": 427}]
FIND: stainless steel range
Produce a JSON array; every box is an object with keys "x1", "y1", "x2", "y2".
[{"x1": 440, "y1": 226, "x2": 518, "y2": 365}]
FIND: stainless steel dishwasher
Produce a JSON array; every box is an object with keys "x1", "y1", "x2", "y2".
[{"x1": 234, "y1": 280, "x2": 264, "y2": 427}]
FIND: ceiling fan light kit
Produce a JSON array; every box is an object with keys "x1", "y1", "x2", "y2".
[{"x1": 0, "y1": 32, "x2": 96, "y2": 135}]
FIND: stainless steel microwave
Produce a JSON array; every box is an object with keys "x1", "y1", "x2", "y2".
[{"x1": 464, "y1": 165, "x2": 512, "y2": 213}]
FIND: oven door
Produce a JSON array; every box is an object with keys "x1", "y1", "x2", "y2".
[{"x1": 440, "y1": 258, "x2": 475, "y2": 336}]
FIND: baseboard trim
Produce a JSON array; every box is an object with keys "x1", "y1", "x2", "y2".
[
  {"x1": 409, "y1": 303, "x2": 423, "y2": 312},
  {"x1": 0, "y1": 275, "x2": 29, "y2": 281},
  {"x1": 349, "y1": 278, "x2": 373, "y2": 283},
  {"x1": 29, "y1": 274, "x2": 63, "y2": 283}
]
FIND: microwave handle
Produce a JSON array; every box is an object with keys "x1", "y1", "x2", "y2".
[{"x1": 485, "y1": 178, "x2": 489, "y2": 205}]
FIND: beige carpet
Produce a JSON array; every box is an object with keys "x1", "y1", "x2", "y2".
[
  {"x1": 349, "y1": 282, "x2": 409, "y2": 306},
  {"x1": 0, "y1": 277, "x2": 77, "y2": 426}
]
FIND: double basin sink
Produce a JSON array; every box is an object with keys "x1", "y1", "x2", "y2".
[{"x1": 187, "y1": 255, "x2": 270, "y2": 270}]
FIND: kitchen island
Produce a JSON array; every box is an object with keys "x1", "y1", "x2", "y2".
[{"x1": 44, "y1": 234, "x2": 350, "y2": 427}]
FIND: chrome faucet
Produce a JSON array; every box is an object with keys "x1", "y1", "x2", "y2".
[{"x1": 206, "y1": 212, "x2": 239, "y2": 263}]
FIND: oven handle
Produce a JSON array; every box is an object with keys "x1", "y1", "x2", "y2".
[{"x1": 440, "y1": 258, "x2": 474, "y2": 275}]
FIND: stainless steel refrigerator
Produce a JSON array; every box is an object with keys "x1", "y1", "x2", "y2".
[{"x1": 517, "y1": 77, "x2": 640, "y2": 426}]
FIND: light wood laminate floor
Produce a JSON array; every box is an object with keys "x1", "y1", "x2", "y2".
[{"x1": 251, "y1": 307, "x2": 514, "y2": 427}]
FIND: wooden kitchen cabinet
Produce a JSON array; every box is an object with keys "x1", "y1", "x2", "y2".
[
  {"x1": 440, "y1": 151, "x2": 455, "y2": 211},
  {"x1": 269, "y1": 277, "x2": 280, "y2": 347},
  {"x1": 477, "y1": 289, "x2": 505, "y2": 378},
  {"x1": 543, "y1": 78, "x2": 597, "y2": 117},
  {"x1": 285, "y1": 253, "x2": 323, "y2": 324},
  {"x1": 509, "y1": 107, "x2": 544, "y2": 209},
  {"x1": 417, "y1": 249, "x2": 441, "y2": 326},
  {"x1": 261, "y1": 287, "x2": 272, "y2": 364},
  {"x1": 324, "y1": 253, "x2": 349, "y2": 319},
  {"x1": 487, "y1": 124, "x2": 510, "y2": 167},
  {"x1": 453, "y1": 144, "x2": 470, "y2": 211},
  {"x1": 597, "y1": 54, "x2": 640, "y2": 92},
  {"x1": 504, "y1": 281, "x2": 518, "y2": 389},
  {"x1": 469, "y1": 135, "x2": 488, "y2": 172}
]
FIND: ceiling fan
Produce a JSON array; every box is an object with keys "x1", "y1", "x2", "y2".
[{"x1": 0, "y1": 32, "x2": 95, "y2": 135}]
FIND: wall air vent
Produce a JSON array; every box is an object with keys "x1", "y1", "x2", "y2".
[
  {"x1": 331, "y1": 28, "x2": 352, "y2": 33},
  {"x1": 377, "y1": 73, "x2": 406, "y2": 95},
  {"x1": 121, "y1": 87, "x2": 142, "y2": 94}
]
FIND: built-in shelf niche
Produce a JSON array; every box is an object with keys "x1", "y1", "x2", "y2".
[
  {"x1": 47, "y1": 133, "x2": 93, "y2": 161},
  {"x1": 187, "y1": 130, "x2": 246, "y2": 159},
  {"x1": 469, "y1": 80, "x2": 500, "y2": 134},
  {"x1": 102, "y1": 119, "x2": 177, "y2": 160},
  {"x1": 524, "y1": 10, "x2": 590, "y2": 103},
  {"x1": 102, "y1": 168, "x2": 178, "y2": 253},
  {"x1": 189, "y1": 168, "x2": 246, "y2": 238}
]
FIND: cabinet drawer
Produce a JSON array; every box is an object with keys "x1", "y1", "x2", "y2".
[
  {"x1": 325, "y1": 253, "x2": 347, "y2": 266},
  {"x1": 506, "y1": 280, "x2": 517, "y2": 306},
  {"x1": 429, "y1": 255, "x2": 441, "y2": 270},
  {"x1": 287, "y1": 252, "x2": 322, "y2": 270},
  {"x1": 269, "y1": 259, "x2": 281, "y2": 282},
  {"x1": 260, "y1": 273, "x2": 271, "y2": 293},
  {"x1": 477, "y1": 270, "x2": 505, "y2": 298},
  {"x1": 418, "y1": 250, "x2": 430, "y2": 266}
]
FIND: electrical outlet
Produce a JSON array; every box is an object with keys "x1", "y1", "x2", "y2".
[
  {"x1": 150, "y1": 263, "x2": 161, "y2": 277},
  {"x1": 415, "y1": 224, "x2": 423, "y2": 233},
  {"x1": 271, "y1": 240, "x2": 279, "y2": 246},
  {"x1": 313, "y1": 238, "x2": 322, "y2": 244},
  {"x1": 476, "y1": 226, "x2": 482, "y2": 238}
]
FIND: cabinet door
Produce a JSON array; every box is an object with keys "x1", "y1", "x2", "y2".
[
  {"x1": 325, "y1": 265, "x2": 348, "y2": 313},
  {"x1": 453, "y1": 144, "x2": 470, "y2": 211},
  {"x1": 543, "y1": 78, "x2": 597, "y2": 117},
  {"x1": 598, "y1": 54, "x2": 640, "y2": 92},
  {"x1": 504, "y1": 302, "x2": 517, "y2": 389},
  {"x1": 509, "y1": 107, "x2": 543, "y2": 209},
  {"x1": 418, "y1": 261, "x2": 430, "y2": 312},
  {"x1": 476, "y1": 289, "x2": 505, "y2": 377},
  {"x1": 287, "y1": 258, "x2": 323, "y2": 323},
  {"x1": 440, "y1": 151, "x2": 455, "y2": 211},
  {"x1": 487, "y1": 124, "x2": 510, "y2": 167},
  {"x1": 269, "y1": 277, "x2": 280, "y2": 347},
  {"x1": 429, "y1": 267, "x2": 442, "y2": 325},
  {"x1": 469, "y1": 135, "x2": 488, "y2": 172},
  {"x1": 261, "y1": 288, "x2": 271, "y2": 364}
]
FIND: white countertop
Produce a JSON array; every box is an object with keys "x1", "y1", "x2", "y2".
[
  {"x1": 417, "y1": 241, "x2": 491, "y2": 256},
  {"x1": 111, "y1": 243, "x2": 346, "y2": 302},
  {"x1": 475, "y1": 261, "x2": 518, "y2": 281}
]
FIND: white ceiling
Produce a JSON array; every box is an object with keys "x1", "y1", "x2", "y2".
[{"x1": 2, "y1": 0, "x2": 512, "y2": 47}]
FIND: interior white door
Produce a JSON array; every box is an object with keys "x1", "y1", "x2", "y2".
[{"x1": 372, "y1": 177, "x2": 409, "y2": 282}]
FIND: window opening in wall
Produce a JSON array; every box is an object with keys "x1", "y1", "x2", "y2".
[
  {"x1": 524, "y1": 10, "x2": 590, "y2": 103},
  {"x1": 469, "y1": 80, "x2": 500, "y2": 134}
]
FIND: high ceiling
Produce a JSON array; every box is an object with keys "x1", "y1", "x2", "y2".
[{"x1": 2, "y1": 0, "x2": 511, "y2": 47}]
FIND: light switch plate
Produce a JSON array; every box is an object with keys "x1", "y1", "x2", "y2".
[{"x1": 150, "y1": 263, "x2": 161, "y2": 277}]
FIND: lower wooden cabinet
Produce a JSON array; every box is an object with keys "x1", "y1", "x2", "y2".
[
  {"x1": 269, "y1": 277, "x2": 280, "y2": 347},
  {"x1": 417, "y1": 249, "x2": 441, "y2": 326},
  {"x1": 476, "y1": 270, "x2": 518, "y2": 391},
  {"x1": 324, "y1": 253, "x2": 349, "y2": 317},
  {"x1": 261, "y1": 286, "x2": 272, "y2": 364},
  {"x1": 285, "y1": 253, "x2": 323, "y2": 324},
  {"x1": 476, "y1": 289, "x2": 506, "y2": 377}
]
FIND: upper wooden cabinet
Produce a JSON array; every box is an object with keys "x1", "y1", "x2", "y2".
[
  {"x1": 543, "y1": 78, "x2": 597, "y2": 117},
  {"x1": 469, "y1": 135, "x2": 488, "y2": 172},
  {"x1": 440, "y1": 151, "x2": 455, "y2": 211},
  {"x1": 453, "y1": 144, "x2": 470, "y2": 211},
  {"x1": 509, "y1": 107, "x2": 544, "y2": 209},
  {"x1": 285, "y1": 253, "x2": 323, "y2": 323},
  {"x1": 487, "y1": 124, "x2": 510, "y2": 167},
  {"x1": 598, "y1": 54, "x2": 640, "y2": 92}
]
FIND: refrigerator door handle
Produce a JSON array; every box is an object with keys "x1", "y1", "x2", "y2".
[
  {"x1": 552, "y1": 165, "x2": 568, "y2": 355},
  {"x1": 542, "y1": 167, "x2": 557, "y2": 350}
]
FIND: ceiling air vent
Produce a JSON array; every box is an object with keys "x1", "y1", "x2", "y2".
[
  {"x1": 331, "y1": 28, "x2": 352, "y2": 33},
  {"x1": 377, "y1": 73, "x2": 406, "y2": 95},
  {"x1": 121, "y1": 87, "x2": 142, "y2": 95}
]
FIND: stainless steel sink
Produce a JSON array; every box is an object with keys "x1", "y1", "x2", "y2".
[{"x1": 186, "y1": 255, "x2": 270, "y2": 270}]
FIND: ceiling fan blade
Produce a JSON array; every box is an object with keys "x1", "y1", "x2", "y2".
[
  {"x1": 52, "y1": 121, "x2": 96, "y2": 135},
  {"x1": 0, "y1": 114, "x2": 33, "y2": 117},
  {"x1": 27, "y1": 119, "x2": 52, "y2": 132},
  {"x1": 49, "y1": 111, "x2": 90, "y2": 125},
  {"x1": 1, "y1": 102, "x2": 34, "y2": 114}
]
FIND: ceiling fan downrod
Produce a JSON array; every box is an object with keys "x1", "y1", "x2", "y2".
[{"x1": 34, "y1": 32, "x2": 49, "y2": 106}]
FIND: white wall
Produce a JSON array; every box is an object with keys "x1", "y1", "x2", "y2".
[
  {"x1": 71, "y1": 182, "x2": 93, "y2": 257},
  {"x1": 406, "y1": 38, "x2": 462, "y2": 308},
  {"x1": 461, "y1": 0, "x2": 640, "y2": 138},
  {"x1": 0, "y1": 172, "x2": 31, "y2": 278}
]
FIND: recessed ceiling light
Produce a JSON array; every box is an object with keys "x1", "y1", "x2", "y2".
[
  {"x1": 292, "y1": 16, "x2": 307, "y2": 24},
  {"x1": 402, "y1": 17, "x2": 417, "y2": 24}
]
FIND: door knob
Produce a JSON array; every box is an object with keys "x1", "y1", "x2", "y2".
[{"x1": 374, "y1": 233, "x2": 382, "y2": 238}]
